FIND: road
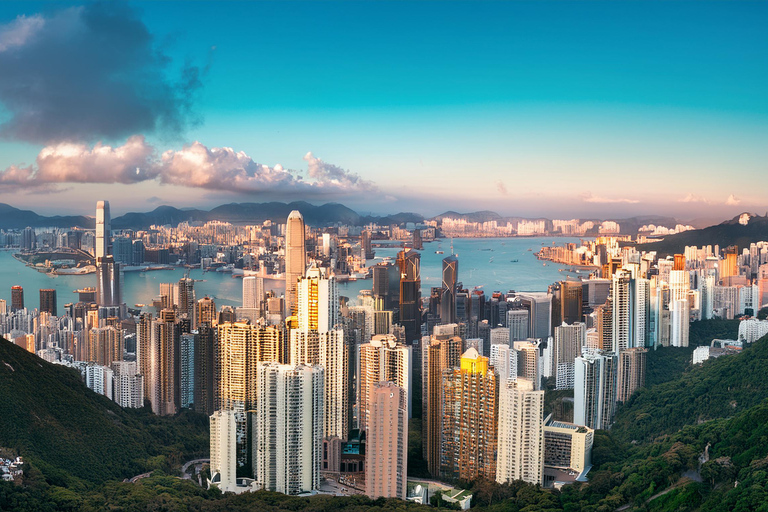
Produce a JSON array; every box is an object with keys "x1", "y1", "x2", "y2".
[{"x1": 125, "y1": 458, "x2": 209, "y2": 485}]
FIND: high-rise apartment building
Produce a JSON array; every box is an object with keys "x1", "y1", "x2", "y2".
[
  {"x1": 285, "y1": 210, "x2": 306, "y2": 316},
  {"x1": 366, "y1": 382, "x2": 408, "y2": 499},
  {"x1": 616, "y1": 347, "x2": 647, "y2": 403},
  {"x1": 424, "y1": 334, "x2": 463, "y2": 476},
  {"x1": 514, "y1": 340, "x2": 540, "y2": 389},
  {"x1": 197, "y1": 296, "x2": 217, "y2": 326},
  {"x1": 148, "y1": 309, "x2": 179, "y2": 416},
  {"x1": 210, "y1": 410, "x2": 238, "y2": 493},
  {"x1": 574, "y1": 351, "x2": 617, "y2": 430},
  {"x1": 88, "y1": 326, "x2": 123, "y2": 367},
  {"x1": 194, "y1": 323, "x2": 216, "y2": 416},
  {"x1": 358, "y1": 334, "x2": 412, "y2": 431},
  {"x1": 612, "y1": 269, "x2": 633, "y2": 352},
  {"x1": 441, "y1": 348, "x2": 498, "y2": 481},
  {"x1": 255, "y1": 362, "x2": 324, "y2": 495},
  {"x1": 39, "y1": 289, "x2": 57, "y2": 316},
  {"x1": 496, "y1": 378, "x2": 544, "y2": 486},
  {"x1": 112, "y1": 361, "x2": 144, "y2": 408},
  {"x1": 553, "y1": 322, "x2": 586, "y2": 390}
]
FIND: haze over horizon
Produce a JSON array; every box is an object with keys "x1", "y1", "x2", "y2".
[{"x1": 0, "y1": 1, "x2": 766, "y2": 218}]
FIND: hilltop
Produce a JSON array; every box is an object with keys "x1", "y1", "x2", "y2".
[
  {"x1": 636, "y1": 213, "x2": 768, "y2": 257},
  {"x1": 0, "y1": 338, "x2": 208, "y2": 486}
]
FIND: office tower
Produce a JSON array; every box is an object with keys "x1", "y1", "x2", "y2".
[
  {"x1": 441, "y1": 348, "x2": 498, "y2": 481},
  {"x1": 96, "y1": 200, "x2": 111, "y2": 258},
  {"x1": 372, "y1": 264, "x2": 390, "y2": 310},
  {"x1": 197, "y1": 296, "x2": 217, "y2": 326},
  {"x1": 440, "y1": 256, "x2": 458, "y2": 324},
  {"x1": 361, "y1": 229, "x2": 374, "y2": 260},
  {"x1": 424, "y1": 335, "x2": 463, "y2": 476},
  {"x1": 611, "y1": 269, "x2": 633, "y2": 352},
  {"x1": 285, "y1": 210, "x2": 306, "y2": 316},
  {"x1": 132, "y1": 239, "x2": 145, "y2": 265},
  {"x1": 553, "y1": 322, "x2": 586, "y2": 390},
  {"x1": 366, "y1": 382, "x2": 408, "y2": 500},
  {"x1": 88, "y1": 326, "x2": 123, "y2": 367},
  {"x1": 560, "y1": 281, "x2": 583, "y2": 324},
  {"x1": 496, "y1": 378, "x2": 544, "y2": 486},
  {"x1": 412, "y1": 228, "x2": 423, "y2": 250},
  {"x1": 148, "y1": 309, "x2": 179, "y2": 416},
  {"x1": 210, "y1": 410, "x2": 238, "y2": 493},
  {"x1": 508, "y1": 308, "x2": 529, "y2": 341},
  {"x1": 515, "y1": 340, "x2": 540, "y2": 389},
  {"x1": 194, "y1": 323, "x2": 216, "y2": 416},
  {"x1": 255, "y1": 363, "x2": 324, "y2": 495},
  {"x1": 112, "y1": 236, "x2": 133, "y2": 265},
  {"x1": 516, "y1": 293, "x2": 552, "y2": 339},
  {"x1": 11, "y1": 286, "x2": 24, "y2": 312},
  {"x1": 242, "y1": 276, "x2": 264, "y2": 311},
  {"x1": 112, "y1": 361, "x2": 144, "y2": 408},
  {"x1": 178, "y1": 276, "x2": 195, "y2": 318},
  {"x1": 358, "y1": 334, "x2": 412, "y2": 431},
  {"x1": 397, "y1": 249, "x2": 422, "y2": 344},
  {"x1": 616, "y1": 347, "x2": 647, "y2": 403},
  {"x1": 490, "y1": 343, "x2": 517, "y2": 382},
  {"x1": 574, "y1": 351, "x2": 617, "y2": 430},
  {"x1": 39, "y1": 289, "x2": 57, "y2": 316},
  {"x1": 180, "y1": 332, "x2": 196, "y2": 409}
]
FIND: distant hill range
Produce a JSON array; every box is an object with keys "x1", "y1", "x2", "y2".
[
  {"x1": 636, "y1": 213, "x2": 768, "y2": 257},
  {"x1": 0, "y1": 201, "x2": 714, "y2": 232}
]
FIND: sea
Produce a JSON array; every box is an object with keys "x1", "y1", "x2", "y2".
[{"x1": 0, "y1": 237, "x2": 584, "y2": 312}]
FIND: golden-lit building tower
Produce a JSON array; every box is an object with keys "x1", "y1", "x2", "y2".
[
  {"x1": 88, "y1": 326, "x2": 123, "y2": 367},
  {"x1": 424, "y1": 335, "x2": 463, "y2": 477},
  {"x1": 197, "y1": 296, "x2": 217, "y2": 326},
  {"x1": 441, "y1": 348, "x2": 498, "y2": 481},
  {"x1": 138, "y1": 312, "x2": 153, "y2": 401},
  {"x1": 673, "y1": 254, "x2": 686, "y2": 272},
  {"x1": 366, "y1": 382, "x2": 408, "y2": 500},
  {"x1": 285, "y1": 210, "x2": 306, "y2": 316},
  {"x1": 595, "y1": 299, "x2": 613, "y2": 352},
  {"x1": 721, "y1": 247, "x2": 739, "y2": 281},
  {"x1": 397, "y1": 249, "x2": 421, "y2": 344},
  {"x1": 358, "y1": 334, "x2": 412, "y2": 431},
  {"x1": 616, "y1": 347, "x2": 647, "y2": 403},
  {"x1": 560, "y1": 280, "x2": 583, "y2": 325},
  {"x1": 150, "y1": 309, "x2": 179, "y2": 416}
]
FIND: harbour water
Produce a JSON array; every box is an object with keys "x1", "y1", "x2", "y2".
[{"x1": 0, "y1": 237, "x2": 583, "y2": 312}]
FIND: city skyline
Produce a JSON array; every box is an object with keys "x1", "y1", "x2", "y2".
[{"x1": 0, "y1": 1, "x2": 766, "y2": 218}]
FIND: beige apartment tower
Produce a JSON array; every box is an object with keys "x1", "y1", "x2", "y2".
[
  {"x1": 496, "y1": 377, "x2": 545, "y2": 486},
  {"x1": 365, "y1": 382, "x2": 408, "y2": 500},
  {"x1": 616, "y1": 347, "x2": 647, "y2": 403},
  {"x1": 285, "y1": 210, "x2": 306, "y2": 316},
  {"x1": 358, "y1": 334, "x2": 411, "y2": 431}
]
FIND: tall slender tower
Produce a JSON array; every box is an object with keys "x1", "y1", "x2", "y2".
[
  {"x1": 358, "y1": 334, "x2": 412, "y2": 431},
  {"x1": 440, "y1": 256, "x2": 458, "y2": 324},
  {"x1": 285, "y1": 210, "x2": 306, "y2": 316},
  {"x1": 95, "y1": 200, "x2": 121, "y2": 308},
  {"x1": 96, "y1": 200, "x2": 111, "y2": 259},
  {"x1": 496, "y1": 378, "x2": 544, "y2": 486},
  {"x1": 397, "y1": 249, "x2": 421, "y2": 344},
  {"x1": 366, "y1": 382, "x2": 408, "y2": 499}
]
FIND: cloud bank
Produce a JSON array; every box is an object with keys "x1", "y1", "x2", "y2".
[
  {"x1": 0, "y1": 3, "x2": 202, "y2": 143},
  {"x1": 0, "y1": 137, "x2": 378, "y2": 197}
]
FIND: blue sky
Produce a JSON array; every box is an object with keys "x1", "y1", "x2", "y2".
[{"x1": 0, "y1": 1, "x2": 766, "y2": 219}]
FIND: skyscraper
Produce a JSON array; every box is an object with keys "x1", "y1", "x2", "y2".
[
  {"x1": 194, "y1": 322, "x2": 216, "y2": 416},
  {"x1": 508, "y1": 308, "x2": 530, "y2": 341},
  {"x1": 366, "y1": 382, "x2": 408, "y2": 499},
  {"x1": 440, "y1": 256, "x2": 458, "y2": 324},
  {"x1": 611, "y1": 269, "x2": 634, "y2": 352},
  {"x1": 242, "y1": 276, "x2": 264, "y2": 311},
  {"x1": 96, "y1": 200, "x2": 111, "y2": 259},
  {"x1": 255, "y1": 362, "x2": 324, "y2": 495},
  {"x1": 358, "y1": 334, "x2": 412, "y2": 431},
  {"x1": 285, "y1": 210, "x2": 306, "y2": 316},
  {"x1": 553, "y1": 322, "x2": 586, "y2": 390},
  {"x1": 11, "y1": 285, "x2": 24, "y2": 312},
  {"x1": 210, "y1": 410, "x2": 238, "y2": 493},
  {"x1": 39, "y1": 288, "x2": 57, "y2": 316},
  {"x1": 560, "y1": 280, "x2": 583, "y2": 325},
  {"x1": 148, "y1": 309, "x2": 179, "y2": 416},
  {"x1": 197, "y1": 296, "x2": 217, "y2": 326},
  {"x1": 424, "y1": 334, "x2": 463, "y2": 476},
  {"x1": 397, "y1": 249, "x2": 421, "y2": 344},
  {"x1": 496, "y1": 377, "x2": 544, "y2": 486},
  {"x1": 441, "y1": 348, "x2": 498, "y2": 481},
  {"x1": 88, "y1": 326, "x2": 123, "y2": 367},
  {"x1": 574, "y1": 351, "x2": 617, "y2": 430},
  {"x1": 616, "y1": 347, "x2": 647, "y2": 403}
]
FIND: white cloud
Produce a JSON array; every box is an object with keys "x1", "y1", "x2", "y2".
[
  {"x1": 495, "y1": 180, "x2": 508, "y2": 195},
  {"x1": 725, "y1": 194, "x2": 741, "y2": 206},
  {"x1": 0, "y1": 137, "x2": 381, "y2": 198},
  {"x1": 679, "y1": 193, "x2": 709, "y2": 204},
  {"x1": 0, "y1": 15, "x2": 44, "y2": 52}
]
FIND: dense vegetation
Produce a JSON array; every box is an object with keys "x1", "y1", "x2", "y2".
[
  {"x1": 2, "y1": 320, "x2": 768, "y2": 511},
  {"x1": 0, "y1": 338, "x2": 208, "y2": 488}
]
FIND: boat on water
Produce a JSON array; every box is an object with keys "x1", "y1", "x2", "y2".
[
  {"x1": 435, "y1": 250, "x2": 444, "y2": 254},
  {"x1": 510, "y1": 259, "x2": 519, "y2": 263},
  {"x1": 489, "y1": 257, "x2": 494, "y2": 263}
]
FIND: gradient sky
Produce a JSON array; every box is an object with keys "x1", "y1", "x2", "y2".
[{"x1": 0, "y1": 1, "x2": 766, "y2": 220}]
